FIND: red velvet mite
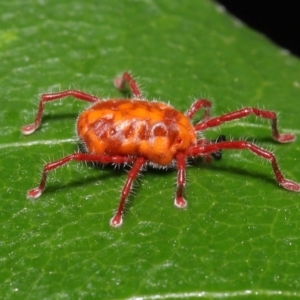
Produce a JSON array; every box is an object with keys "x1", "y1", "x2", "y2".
[{"x1": 21, "y1": 72, "x2": 300, "y2": 227}]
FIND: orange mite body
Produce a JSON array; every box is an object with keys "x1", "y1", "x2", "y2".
[
  {"x1": 21, "y1": 72, "x2": 300, "y2": 227},
  {"x1": 77, "y1": 100, "x2": 197, "y2": 166}
]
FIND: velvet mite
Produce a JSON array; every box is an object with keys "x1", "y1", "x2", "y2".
[{"x1": 21, "y1": 72, "x2": 300, "y2": 227}]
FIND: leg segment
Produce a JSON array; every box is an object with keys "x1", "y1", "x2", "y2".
[
  {"x1": 27, "y1": 153, "x2": 145, "y2": 227},
  {"x1": 175, "y1": 152, "x2": 187, "y2": 208},
  {"x1": 188, "y1": 141, "x2": 300, "y2": 192},
  {"x1": 194, "y1": 107, "x2": 295, "y2": 143},
  {"x1": 196, "y1": 138, "x2": 212, "y2": 163},
  {"x1": 21, "y1": 90, "x2": 101, "y2": 135},
  {"x1": 110, "y1": 157, "x2": 146, "y2": 227},
  {"x1": 114, "y1": 72, "x2": 142, "y2": 98},
  {"x1": 196, "y1": 135, "x2": 226, "y2": 163},
  {"x1": 209, "y1": 134, "x2": 226, "y2": 161},
  {"x1": 27, "y1": 153, "x2": 136, "y2": 200},
  {"x1": 185, "y1": 99, "x2": 212, "y2": 120}
]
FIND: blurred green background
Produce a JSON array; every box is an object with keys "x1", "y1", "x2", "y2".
[{"x1": 1, "y1": 1, "x2": 300, "y2": 299}]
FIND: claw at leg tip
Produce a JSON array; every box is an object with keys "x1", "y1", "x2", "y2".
[
  {"x1": 110, "y1": 214, "x2": 123, "y2": 228},
  {"x1": 175, "y1": 196, "x2": 187, "y2": 208},
  {"x1": 277, "y1": 133, "x2": 296, "y2": 143},
  {"x1": 21, "y1": 124, "x2": 37, "y2": 135},
  {"x1": 113, "y1": 77, "x2": 123, "y2": 90},
  {"x1": 281, "y1": 179, "x2": 300, "y2": 192},
  {"x1": 26, "y1": 187, "x2": 42, "y2": 200}
]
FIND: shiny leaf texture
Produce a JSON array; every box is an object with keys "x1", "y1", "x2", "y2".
[{"x1": 1, "y1": 0, "x2": 300, "y2": 299}]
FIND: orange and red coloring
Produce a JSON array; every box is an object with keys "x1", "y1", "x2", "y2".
[{"x1": 21, "y1": 72, "x2": 300, "y2": 227}]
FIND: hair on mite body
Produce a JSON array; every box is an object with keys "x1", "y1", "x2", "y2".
[{"x1": 21, "y1": 72, "x2": 300, "y2": 227}]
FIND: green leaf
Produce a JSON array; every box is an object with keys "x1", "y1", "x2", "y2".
[{"x1": 1, "y1": 0, "x2": 300, "y2": 299}]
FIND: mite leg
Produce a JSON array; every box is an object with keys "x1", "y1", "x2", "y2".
[
  {"x1": 27, "y1": 153, "x2": 141, "y2": 227},
  {"x1": 196, "y1": 135, "x2": 226, "y2": 163},
  {"x1": 113, "y1": 71, "x2": 142, "y2": 98},
  {"x1": 196, "y1": 138, "x2": 212, "y2": 163},
  {"x1": 194, "y1": 107, "x2": 295, "y2": 143},
  {"x1": 21, "y1": 90, "x2": 101, "y2": 135},
  {"x1": 210, "y1": 135, "x2": 226, "y2": 161},
  {"x1": 185, "y1": 99, "x2": 212, "y2": 120},
  {"x1": 175, "y1": 152, "x2": 187, "y2": 208},
  {"x1": 188, "y1": 141, "x2": 300, "y2": 192},
  {"x1": 110, "y1": 157, "x2": 146, "y2": 227},
  {"x1": 27, "y1": 153, "x2": 135, "y2": 200}
]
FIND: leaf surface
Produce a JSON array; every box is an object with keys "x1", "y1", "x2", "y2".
[{"x1": 1, "y1": 1, "x2": 300, "y2": 299}]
